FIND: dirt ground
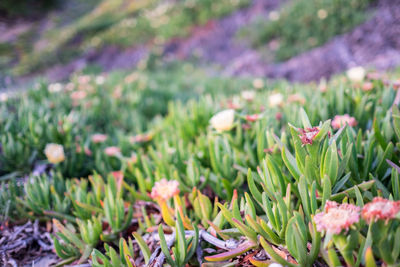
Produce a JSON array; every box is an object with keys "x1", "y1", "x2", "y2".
[{"x1": 1, "y1": 0, "x2": 400, "y2": 86}]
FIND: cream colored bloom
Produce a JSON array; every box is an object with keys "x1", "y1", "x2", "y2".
[
  {"x1": 44, "y1": 143, "x2": 65, "y2": 164},
  {"x1": 268, "y1": 93, "x2": 284, "y2": 107},
  {"x1": 252, "y1": 78, "x2": 265, "y2": 89},
  {"x1": 150, "y1": 179, "x2": 179, "y2": 201},
  {"x1": 48, "y1": 83, "x2": 63, "y2": 93},
  {"x1": 241, "y1": 90, "x2": 256, "y2": 101},
  {"x1": 210, "y1": 109, "x2": 235, "y2": 132},
  {"x1": 0, "y1": 93, "x2": 8, "y2": 102},
  {"x1": 95, "y1": 75, "x2": 105, "y2": 85},
  {"x1": 346, "y1": 67, "x2": 365, "y2": 83},
  {"x1": 317, "y1": 9, "x2": 328, "y2": 20}
]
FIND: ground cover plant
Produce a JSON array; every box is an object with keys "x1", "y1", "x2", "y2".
[
  {"x1": 1, "y1": 61, "x2": 400, "y2": 266},
  {"x1": 240, "y1": 0, "x2": 375, "y2": 61}
]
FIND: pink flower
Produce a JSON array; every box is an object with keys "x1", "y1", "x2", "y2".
[
  {"x1": 362, "y1": 82, "x2": 374, "y2": 92},
  {"x1": 332, "y1": 114, "x2": 357, "y2": 129},
  {"x1": 104, "y1": 146, "x2": 121, "y2": 156},
  {"x1": 245, "y1": 114, "x2": 260, "y2": 122},
  {"x1": 362, "y1": 197, "x2": 400, "y2": 223},
  {"x1": 314, "y1": 201, "x2": 360, "y2": 234},
  {"x1": 111, "y1": 171, "x2": 124, "y2": 180},
  {"x1": 70, "y1": 91, "x2": 87, "y2": 101},
  {"x1": 299, "y1": 127, "x2": 320, "y2": 145},
  {"x1": 288, "y1": 94, "x2": 306, "y2": 105},
  {"x1": 129, "y1": 133, "x2": 153, "y2": 144},
  {"x1": 92, "y1": 134, "x2": 108, "y2": 143},
  {"x1": 150, "y1": 179, "x2": 180, "y2": 201}
]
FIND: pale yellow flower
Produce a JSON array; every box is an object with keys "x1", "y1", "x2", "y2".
[
  {"x1": 268, "y1": 93, "x2": 284, "y2": 108},
  {"x1": 241, "y1": 90, "x2": 256, "y2": 102},
  {"x1": 210, "y1": 109, "x2": 235, "y2": 132},
  {"x1": 44, "y1": 144, "x2": 65, "y2": 164}
]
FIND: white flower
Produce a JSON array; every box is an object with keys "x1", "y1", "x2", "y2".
[
  {"x1": 268, "y1": 93, "x2": 284, "y2": 107},
  {"x1": 269, "y1": 11, "x2": 280, "y2": 21},
  {"x1": 346, "y1": 67, "x2": 365, "y2": 83},
  {"x1": 269, "y1": 264, "x2": 284, "y2": 267},
  {"x1": 48, "y1": 83, "x2": 63, "y2": 93},
  {"x1": 95, "y1": 75, "x2": 105, "y2": 85},
  {"x1": 44, "y1": 144, "x2": 65, "y2": 164},
  {"x1": 210, "y1": 109, "x2": 235, "y2": 132},
  {"x1": 241, "y1": 90, "x2": 256, "y2": 101},
  {"x1": 0, "y1": 93, "x2": 8, "y2": 102}
]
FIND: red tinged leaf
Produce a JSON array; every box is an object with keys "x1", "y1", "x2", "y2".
[{"x1": 204, "y1": 240, "x2": 257, "y2": 262}]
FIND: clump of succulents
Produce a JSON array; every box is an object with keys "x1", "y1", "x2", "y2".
[{"x1": 1, "y1": 64, "x2": 400, "y2": 266}]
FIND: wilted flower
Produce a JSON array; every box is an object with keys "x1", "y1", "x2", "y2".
[
  {"x1": 314, "y1": 201, "x2": 360, "y2": 234},
  {"x1": 48, "y1": 83, "x2": 63, "y2": 93},
  {"x1": 268, "y1": 93, "x2": 284, "y2": 108},
  {"x1": 44, "y1": 143, "x2": 65, "y2": 164},
  {"x1": 252, "y1": 78, "x2": 265, "y2": 89},
  {"x1": 150, "y1": 179, "x2": 180, "y2": 201},
  {"x1": 288, "y1": 93, "x2": 306, "y2": 105},
  {"x1": 104, "y1": 146, "x2": 121, "y2": 156},
  {"x1": 91, "y1": 134, "x2": 108, "y2": 143},
  {"x1": 241, "y1": 90, "x2": 256, "y2": 102},
  {"x1": 362, "y1": 197, "x2": 400, "y2": 223},
  {"x1": 299, "y1": 127, "x2": 320, "y2": 145},
  {"x1": 245, "y1": 114, "x2": 260, "y2": 122},
  {"x1": 210, "y1": 109, "x2": 235, "y2": 132},
  {"x1": 331, "y1": 114, "x2": 357, "y2": 129},
  {"x1": 346, "y1": 66, "x2": 365, "y2": 83},
  {"x1": 362, "y1": 82, "x2": 374, "y2": 92}
]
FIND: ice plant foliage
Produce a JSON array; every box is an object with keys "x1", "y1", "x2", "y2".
[
  {"x1": 362, "y1": 197, "x2": 400, "y2": 223},
  {"x1": 298, "y1": 127, "x2": 320, "y2": 145},
  {"x1": 331, "y1": 114, "x2": 357, "y2": 129},
  {"x1": 314, "y1": 201, "x2": 360, "y2": 234},
  {"x1": 44, "y1": 143, "x2": 65, "y2": 164},
  {"x1": 210, "y1": 109, "x2": 235, "y2": 132},
  {"x1": 150, "y1": 179, "x2": 179, "y2": 201}
]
